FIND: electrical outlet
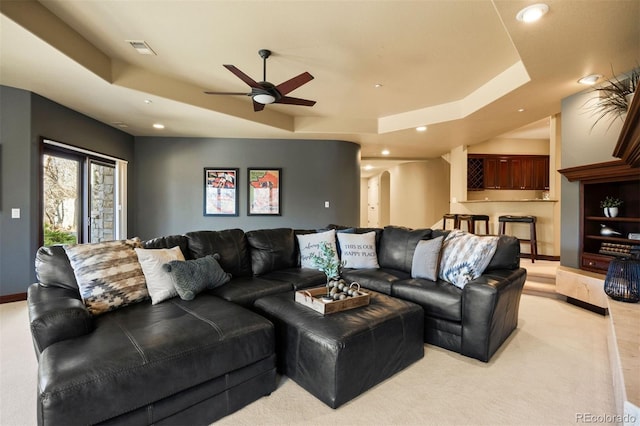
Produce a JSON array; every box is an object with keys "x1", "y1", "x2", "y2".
[
  {"x1": 11, "y1": 208, "x2": 20, "y2": 219},
  {"x1": 324, "y1": 201, "x2": 330, "y2": 208}
]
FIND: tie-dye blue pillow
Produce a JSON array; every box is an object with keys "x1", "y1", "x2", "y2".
[{"x1": 439, "y1": 230, "x2": 499, "y2": 289}]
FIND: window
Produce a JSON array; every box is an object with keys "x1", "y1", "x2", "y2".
[{"x1": 41, "y1": 140, "x2": 127, "y2": 246}]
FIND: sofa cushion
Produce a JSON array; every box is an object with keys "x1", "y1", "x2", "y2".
[
  {"x1": 135, "y1": 246, "x2": 185, "y2": 304},
  {"x1": 337, "y1": 231, "x2": 379, "y2": 269},
  {"x1": 64, "y1": 238, "x2": 148, "y2": 315},
  {"x1": 246, "y1": 228, "x2": 297, "y2": 275},
  {"x1": 484, "y1": 235, "x2": 521, "y2": 271},
  {"x1": 164, "y1": 255, "x2": 231, "y2": 301},
  {"x1": 439, "y1": 230, "x2": 499, "y2": 289},
  {"x1": 185, "y1": 229, "x2": 252, "y2": 277},
  {"x1": 260, "y1": 267, "x2": 326, "y2": 290},
  {"x1": 378, "y1": 226, "x2": 432, "y2": 273},
  {"x1": 392, "y1": 278, "x2": 462, "y2": 322},
  {"x1": 208, "y1": 276, "x2": 293, "y2": 307},
  {"x1": 37, "y1": 295, "x2": 275, "y2": 425},
  {"x1": 35, "y1": 245, "x2": 79, "y2": 290},
  {"x1": 143, "y1": 235, "x2": 191, "y2": 259},
  {"x1": 411, "y1": 236, "x2": 444, "y2": 281},
  {"x1": 341, "y1": 268, "x2": 410, "y2": 295}
]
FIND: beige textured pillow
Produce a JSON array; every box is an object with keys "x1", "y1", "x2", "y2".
[
  {"x1": 64, "y1": 238, "x2": 148, "y2": 315},
  {"x1": 135, "y1": 246, "x2": 185, "y2": 304},
  {"x1": 337, "y1": 231, "x2": 379, "y2": 269}
]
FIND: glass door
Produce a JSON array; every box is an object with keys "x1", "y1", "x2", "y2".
[
  {"x1": 42, "y1": 151, "x2": 82, "y2": 246},
  {"x1": 41, "y1": 142, "x2": 119, "y2": 246}
]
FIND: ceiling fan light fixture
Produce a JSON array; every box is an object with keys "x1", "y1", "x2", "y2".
[
  {"x1": 516, "y1": 3, "x2": 549, "y2": 23},
  {"x1": 253, "y1": 93, "x2": 276, "y2": 104}
]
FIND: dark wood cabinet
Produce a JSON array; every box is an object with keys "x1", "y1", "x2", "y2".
[
  {"x1": 559, "y1": 161, "x2": 640, "y2": 274},
  {"x1": 469, "y1": 154, "x2": 549, "y2": 190},
  {"x1": 533, "y1": 157, "x2": 549, "y2": 190}
]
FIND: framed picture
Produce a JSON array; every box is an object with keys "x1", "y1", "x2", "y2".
[
  {"x1": 248, "y1": 168, "x2": 281, "y2": 215},
  {"x1": 204, "y1": 168, "x2": 239, "y2": 216}
]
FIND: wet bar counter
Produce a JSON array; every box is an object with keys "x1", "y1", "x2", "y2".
[{"x1": 451, "y1": 199, "x2": 559, "y2": 257}]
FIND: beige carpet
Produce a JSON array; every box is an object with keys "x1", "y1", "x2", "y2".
[{"x1": 0, "y1": 293, "x2": 615, "y2": 426}]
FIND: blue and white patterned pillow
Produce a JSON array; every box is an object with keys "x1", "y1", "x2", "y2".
[{"x1": 439, "y1": 230, "x2": 499, "y2": 289}]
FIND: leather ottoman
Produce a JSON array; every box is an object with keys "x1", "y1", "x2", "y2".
[{"x1": 254, "y1": 290, "x2": 424, "y2": 408}]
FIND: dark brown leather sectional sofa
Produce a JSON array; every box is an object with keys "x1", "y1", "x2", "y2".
[{"x1": 27, "y1": 225, "x2": 526, "y2": 425}]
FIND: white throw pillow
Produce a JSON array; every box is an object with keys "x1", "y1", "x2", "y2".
[
  {"x1": 439, "y1": 230, "x2": 499, "y2": 289},
  {"x1": 297, "y1": 229, "x2": 339, "y2": 270},
  {"x1": 337, "y1": 231, "x2": 379, "y2": 269},
  {"x1": 411, "y1": 236, "x2": 444, "y2": 281},
  {"x1": 135, "y1": 246, "x2": 185, "y2": 304}
]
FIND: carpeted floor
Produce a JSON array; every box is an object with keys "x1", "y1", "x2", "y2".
[{"x1": 0, "y1": 293, "x2": 615, "y2": 426}]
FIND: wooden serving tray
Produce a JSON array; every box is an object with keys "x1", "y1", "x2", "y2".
[{"x1": 295, "y1": 286, "x2": 370, "y2": 315}]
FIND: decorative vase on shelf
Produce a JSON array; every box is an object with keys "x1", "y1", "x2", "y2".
[
  {"x1": 604, "y1": 207, "x2": 619, "y2": 218},
  {"x1": 600, "y1": 224, "x2": 622, "y2": 237}
]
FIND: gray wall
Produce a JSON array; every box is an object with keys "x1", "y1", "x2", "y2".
[
  {"x1": 0, "y1": 86, "x2": 135, "y2": 296},
  {"x1": 133, "y1": 137, "x2": 360, "y2": 239},
  {"x1": 0, "y1": 87, "x2": 32, "y2": 298},
  {"x1": 560, "y1": 88, "x2": 623, "y2": 268}
]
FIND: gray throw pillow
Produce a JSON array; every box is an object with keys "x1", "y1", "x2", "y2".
[
  {"x1": 411, "y1": 236, "x2": 444, "y2": 281},
  {"x1": 163, "y1": 254, "x2": 231, "y2": 300}
]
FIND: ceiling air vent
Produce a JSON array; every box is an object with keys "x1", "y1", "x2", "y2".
[{"x1": 127, "y1": 40, "x2": 156, "y2": 55}]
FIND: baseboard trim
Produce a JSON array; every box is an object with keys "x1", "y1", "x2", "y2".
[
  {"x1": 519, "y1": 254, "x2": 560, "y2": 262},
  {"x1": 0, "y1": 293, "x2": 27, "y2": 304},
  {"x1": 567, "y1": 296, "x2": 608, "y2": 316}
]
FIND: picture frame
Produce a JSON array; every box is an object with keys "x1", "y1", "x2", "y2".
[
  {"x1": 204, "y1": 168, "x2": 239, "y2": 216},
  {"x1": 248, "y1": 168, "x2": 282, "y2": 215}
]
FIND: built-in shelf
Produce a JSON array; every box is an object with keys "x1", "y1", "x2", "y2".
[{"x1": 559, "y1": 161, "x2": 640, "y2": 274}]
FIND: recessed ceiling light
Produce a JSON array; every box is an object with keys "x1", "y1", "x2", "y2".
[
  {"x1": 144, "y1": 99, "x2": 153, "y2": 104},
  {"x1": 153, "y1": 123, "x2": 165, "y2": 129},
  {"x1": 516, "y1": 3, "x2": 549, "y2": 23},
  {"x1": 364, "y1": 165, "x2": 373, "y2": 170},
  {"x1": 578, "y1": 74, "x2": 602, "y2": 85},
  {"x1": 381, "y1": 149, "x2": 390, "y2": 156},
  {"x1": 416, "y1": 126, "x2": 427, "y2": 132},
  {"x1": 518, "y1": 108, "x2": 525, "y2": 112},
  {"x1": 374, "y1": 83, "x2": 383, "y2": 88}
]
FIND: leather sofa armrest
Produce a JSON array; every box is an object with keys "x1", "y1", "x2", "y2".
[
  {"x1": 460, "y1": 268, "x2": 527, "y2": 362},
  {"x1": 27, "y1": 283, "x2": 93, "y2": 358}
]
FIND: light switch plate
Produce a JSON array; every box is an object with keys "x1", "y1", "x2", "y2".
[{"x1": 11, "y1": 208, "x2": 20, "y2": 219}]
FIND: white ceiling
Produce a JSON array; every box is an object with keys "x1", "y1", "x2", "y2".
[{"x1": 1, "y1": 1, "x2": 638, "y2": 163}]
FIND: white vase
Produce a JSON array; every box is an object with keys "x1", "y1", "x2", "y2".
[{"x1": 604, "y1": 207, "x2": 619, "y2": 218}]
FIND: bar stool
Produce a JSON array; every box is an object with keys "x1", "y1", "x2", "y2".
[
  {"x1": 457, "y1": 214, "x2": 490, "y2": 235},
  {"x1": 498, "y1": 215, "x2": 538, "y2": 263},
  {"x1": 442, "y1": 213, "x2": 459, "y2": 230}
]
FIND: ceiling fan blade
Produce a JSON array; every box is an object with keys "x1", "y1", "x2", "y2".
[
  {"x1": 204, "y1": 91, "x2": 251, "y2": 95},
  {"x1": 275, "y1": 72, "x2": 314, "y2": 96},
  {"x1": 276, "y1": 96, "x2": 316, "y2": 107},
  {"x1": 253, "y1": 100, "x2": 266, "y2": 112},
  {"x1": 224, "y1": 64, "x2": 262, "y2": 89}
]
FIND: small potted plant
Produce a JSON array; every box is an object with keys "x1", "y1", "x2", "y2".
[
  {"x1": 600, "y1": 196, "x2": 623, "y2": 218},
  {"x1": 311, "y1": 242, "x2": 345, "y2": 301}
]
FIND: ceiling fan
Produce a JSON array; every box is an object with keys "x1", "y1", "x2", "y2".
[{"x1": 204, "y1": 49, "x2": 316, "y2": 112}]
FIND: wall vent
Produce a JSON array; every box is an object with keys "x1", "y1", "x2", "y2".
[{"x1": 126, "y1": 40, "x2": 157, "y2": 55}]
